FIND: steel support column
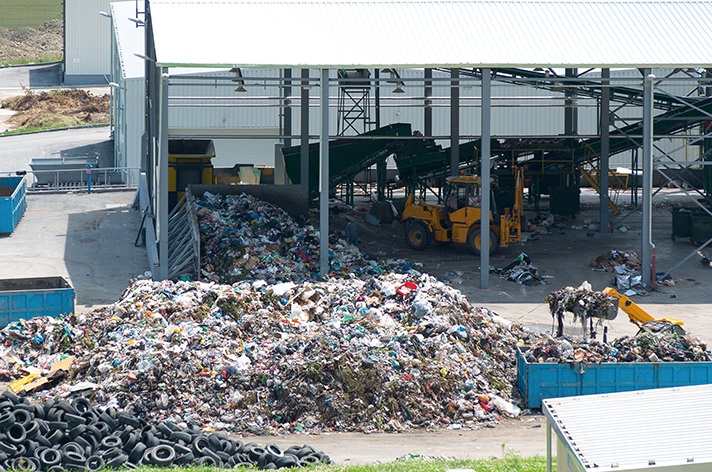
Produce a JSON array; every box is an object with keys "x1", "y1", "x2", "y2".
[
  {"x1": 375, "y1": 68, "x2": 385, "y2": 201},
  {"x1": 319, "y1": 69, "x2": 330, "y2": 278},
  {"x1": 157, "y1": 68, "x2": 169, "y2": 280},
  {"x1": 480, "y1": 69, "x2": 491, "y2": 288},
  {"x1": 424, "y1": 69, "x2": 433, "y2": 138},
  {"x1": 600, "y1": 68, "x2": 610, "y2": 233},
  {"x1": 300, "y1": 69, "x2": 310, "y2": 189},
  {"x1": 641, "y1": 71, "x2": 655, "y2": 286},
  {"x1": 450, "y1": 68, "x2": 460, "y2": 176},
  {"x1": 283, "y1": 69, "x2": 292, "y2": 148}
]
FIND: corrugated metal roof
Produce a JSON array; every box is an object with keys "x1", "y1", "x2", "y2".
[
  {"x1": 148, "y1": 0, "x2": 712, "y2": 69},
  {"x1": 543, "y1": 385, "x2": 712, "y2": 471},
  {"x1": 111, "y1": 1, "x2": 145, "y2": 80}
]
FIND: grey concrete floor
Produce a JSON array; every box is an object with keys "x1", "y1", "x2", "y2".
[{"x1": 1, "y1": 190, "x2": 149, "y2": 311}]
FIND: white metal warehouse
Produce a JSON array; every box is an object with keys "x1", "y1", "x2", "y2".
[{"x1": 133, "y1": 0, "x2": 712, "y2": 289}]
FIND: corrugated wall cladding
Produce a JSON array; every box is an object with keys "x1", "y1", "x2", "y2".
[
  {"x1": 65, "y1": 0, "x2": 113, "y2": 80},
  {"x1": 168, "y1": 69, "x2": 282, "y2": 129}
]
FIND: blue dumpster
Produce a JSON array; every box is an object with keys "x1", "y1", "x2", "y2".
[{"x1": 0, "y1": 176, "x2": 27, "y2": 233}]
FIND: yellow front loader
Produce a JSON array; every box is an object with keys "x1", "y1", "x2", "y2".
[{"x1": 400, "y1": 167, "x2": 524, "y2": 255}]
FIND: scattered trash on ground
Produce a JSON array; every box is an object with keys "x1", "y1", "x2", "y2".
[
  {"x1": 491, "y1": 253, "x2": 551, "y2": 286},
  {"x1": 590, "y1": 250, "x2": 646, "y2": 292}
]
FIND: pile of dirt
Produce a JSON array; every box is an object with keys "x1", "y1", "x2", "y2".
[
  {"x1": 1, "y1": 89, "x2": 109, "y2": 130},
  {"x1": 0, "y1": 19, "x2": 64, "y2": 62}
]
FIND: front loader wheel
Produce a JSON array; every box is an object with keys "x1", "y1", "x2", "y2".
[
  {"x1": 468, "y1": 228, "x2": 498, "y2": 256},
  {"x1": 405, "y1": 221, "x2": 431, "y2": 251}
]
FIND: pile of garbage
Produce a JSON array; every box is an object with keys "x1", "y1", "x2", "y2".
[
  {"x1": 546, "y1": 282, "x2": 618, "y2": 337},
  {"x1": 0, "y1": 274, "x2": 532, "y2": 434},
  {"x1": 195, "y1": 192, "x2": 405, "y2": 284},
  {"x1": 591, "y1": 250, "x2": 644, "y2": 291},
  {"x1": 522, "y1": 331, "x2": 710, "y2": 364},
  {"x1": 0, "y1": 389, "x2": 330, "y2": 471}
]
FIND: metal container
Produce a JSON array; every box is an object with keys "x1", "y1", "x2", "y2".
[
  {"x1": 29, "y1": 157, "x2": 99, "y2": 184},
  {"x1": 0, "y1": 277, "x2": 75, "y2": 326},
  {"x1": 549, "y1": 186, "x2": 580, "y2": 216},
  {"x1": 690, "y1": 213, "x2": 712, "y2": 246},
  {"x1": 516, "y1": 346, "x2": 712, "y2": 408},
  {"x1": 0, "y1": 176, "x2": 27, "y2": 233}
]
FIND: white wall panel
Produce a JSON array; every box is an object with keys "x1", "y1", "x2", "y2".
[{"x1": 65, "y1": 0, "x2": 113, "y2": 82}]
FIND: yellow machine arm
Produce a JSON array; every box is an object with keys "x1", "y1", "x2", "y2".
[{"x1": 602, "y1": 287, "x2": 684, "y2": 330}]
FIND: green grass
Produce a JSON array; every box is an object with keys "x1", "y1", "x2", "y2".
[
  {"x1": 0, "y1": 0, "x2": 63, "y2": 29},
  {"x1": 0, "y1": 122, "x2": 108, "y2": 136},
  {"x1": 120, "y1": 454, "x2": 551, "y2": 472},
  {"x1": 0, "y1": 54, "x2": 63, "y2": 67}
]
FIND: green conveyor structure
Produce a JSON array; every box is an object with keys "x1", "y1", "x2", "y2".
[
  {"x1": 282, "y1": 123, "x2": 421, "y2": 202},
  {"x1": 281, "y1": 69, "x2": 712, "y2": 206}
]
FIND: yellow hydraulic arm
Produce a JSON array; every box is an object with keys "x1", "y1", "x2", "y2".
[{"x1": 602, "y1": 287, "x2": 684, "y2": 330}]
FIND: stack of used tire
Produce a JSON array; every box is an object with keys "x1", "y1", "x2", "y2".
[{"x1": 0, "y1": 391, "x2": 331, "y2": 470}]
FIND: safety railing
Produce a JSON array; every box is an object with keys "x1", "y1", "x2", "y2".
[{"x1": 3, "y1": 167, "x2": 141, "y2": 192}]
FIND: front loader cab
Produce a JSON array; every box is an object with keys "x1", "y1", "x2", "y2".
[{"x1": 443, "y1": 175, "x2": 497, "y2": 217}]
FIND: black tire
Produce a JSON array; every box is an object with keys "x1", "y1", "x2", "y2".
[
  {"x1": 142, "y1": 431, "x2": 158, "y2": 448},
  {"x1": 12, "y1": 409, "x2": 31, "y2": 428},
  {"x1": 150, "y1": 444, "x2": 175, "y2": 466},
  {"x1": 191, "y1": 436, "x2": 210, "y2": 456},
  {"x1": 46, "y1": 430, "x2": 65, "y2": 446},
  {"x1": 128, "y1": 442, "x2": 146, "y2": 465},
  {"x1": 298, "y1": 454, "x2": 320, "y2": 466},
  {"x1": 98, "y1": 413, "x2": 117, "y2": 431},
  {"x1": 24, "y1": 421, "x2": 40, "y2": 440},
  {"x1": 6, "y1": 424, "x2": 26, "y2": 444},
  {"x1": 101, "y1": 435, "x2": 122, "y2": 450},
  {"x1": 220, "y1": 439, "x2": 235, "y2": 455},
  {"x1": 24, "y1": 439, "x2": 38, "y2": 457},
  {"x1": 156, "y1": 422, "x2": 172, "y2": 439},
  {"x1": 68, "y1": 425, "x2": 87, "y2": 440},
  {"x1": 62, "y1": 442, "x2": 85, "y2": 456},
  {"x1": 248, "y1": 445, "x2": 267, "y2": 462},
  {"x1": 283, "y1": 446, "x2": 301, "y2": 456},
  {"x1": 0, "y1": 391, "x2": 18, "y2": 405},
  {"x1": 47, "y1": 421, "x2": 68, "y2": 431},
  {"x1": 63, "y1": 450, "x2": 86, "y2": 466},
  {"x1": 173, "y1": 443, "x2": 191, "y2": 455},
  {"x1": 57, "y1": 401, "x2": 79, "y2": 416},
  {"x1": 33, "y1": 404, "x2": 46, "y2": 420},
  {"x1": 468, "y1": 227, "x2": 498, "y2": 255},
  {"x1": 174, "y1": 451, "x2": 194, "y2": 466},
  {"x1": 0, "y1": 413, "x2": 14, "y2": 431},
  {"x1": 0, "y1": 443, "x2": 16, "y2": 457},
  {"x1": 74, "y1": 435, "x2": 92, "y2": 453},
  {"x1": 39, "y1": 448, "x2": 62, "y2": 468},
  {"x1": 295, "y1": 446, "x2": 315, "y2": 459},
  {"x1": 168, "y1": 431, "x2": 191, "y2": 444},
  {"x1": 116, "y1": 414, "x2": 138, "y2": 429},
  {"x1": 48, "y1": 466, "x2": 64, "y2": 472},
  {"x1": 215, "y1": 450, "x2": 230, "y2": 462},
  {"x1": 265, "y1": 444, "x2": 283, "y2": 458},
  {"x1": 105, "y1": 453, "x2": 128, "y2": 468},
  {"x1": 85, "y1": 455, "x2": 104, "y2": 471},
  {"x1": 92, "y1": 422, "x2": 110, "y2": 439},
  {"x1": 35, "y1": 435, "x2": 51, "y2": 449},
  {"x1": 196, "y1": 455, "x2": 218, "y2": 466},
  {"x1": 405, "y1": 220, "x2": 431, "y2": 250},
  {"x1": 262, "y1": 461, "x2": 277, "y2": 469},
  {"x1": 71, "y1": 398, "x2": 92, "y2": 415},
  {"x1": 100, "y1": 447, "x2": 122, "y2": 461},
  {"x1": 275, "y1": 454, "x2": 298, "y2": 468},
  {"x1": 11, "y1": 456, "x2": 37, "y2": 471}
]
